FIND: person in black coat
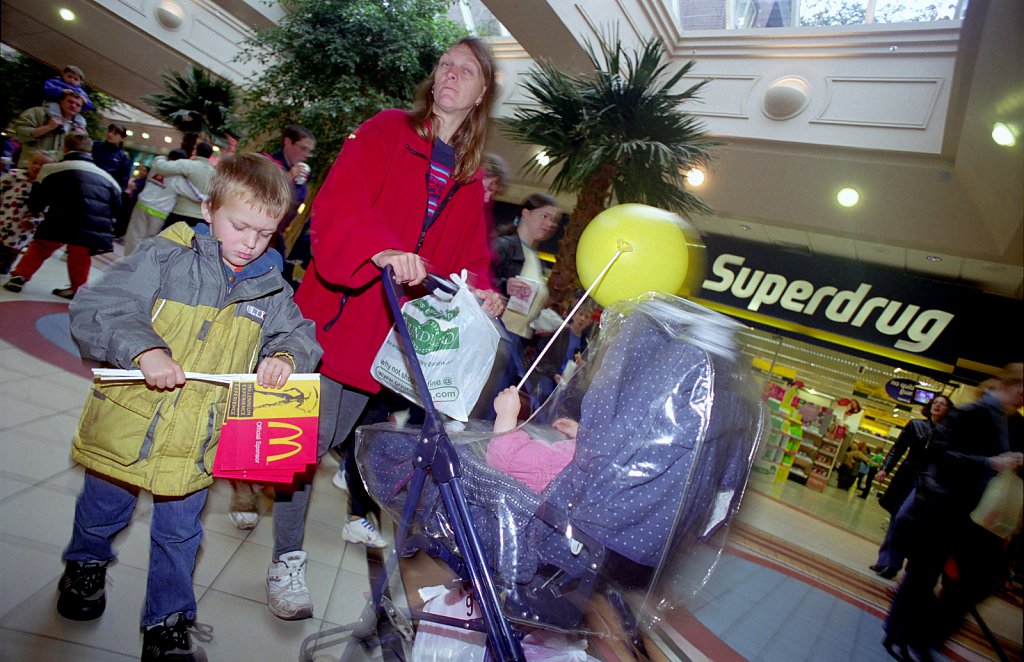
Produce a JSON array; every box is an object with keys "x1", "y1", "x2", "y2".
[
  {"x1": 91, "y1": 123, "x2": 132, "y2": 191},
  {"x1": 870, "y1": 395, "x2": 954, "y2": 579},
  {"x1": 883, "y1": 364, "x2": 1023, "y2": 662},
  {"x1": 3, "y1": 133, "x2": 120, "y2": 299}
]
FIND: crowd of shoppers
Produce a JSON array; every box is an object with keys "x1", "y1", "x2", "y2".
[{"x1": 2, "y1": 43, "x2": 1020, "y2": 662}]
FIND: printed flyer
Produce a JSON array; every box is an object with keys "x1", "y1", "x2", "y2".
[{"x1": 91, "y1": 370, "x2": 320, "y2": 483}]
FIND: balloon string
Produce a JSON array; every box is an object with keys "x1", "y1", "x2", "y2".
[{"x1": 516, "y1": 246, "x2": 628, "y2": 392}]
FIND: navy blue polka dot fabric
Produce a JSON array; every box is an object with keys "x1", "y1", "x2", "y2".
[{"x1": 358, "y1": 294, "x2": 763, "y2": 598}]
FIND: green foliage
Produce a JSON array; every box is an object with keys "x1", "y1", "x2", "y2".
[
  {"x1": 142, "y1": 64, "x2": 238, "y2": 145},
  {"x1": 500, "y1": 33, "x2": 718, "y2": 305},
  {"x1": 235, "y1": 0, "x2": 465, "y2": 176},
  {"x1": 501, "y1": 33, "x2": 718, "y2": 216},
  {"x1": 1, "y1": 50, "x2": 114, "y2": 141},
  {"x1": 800, "y1": 0, "x2": 867, "y2": 26},
  {"x1": 799, "y1": 0, "x2": 951, "y2": 26}
]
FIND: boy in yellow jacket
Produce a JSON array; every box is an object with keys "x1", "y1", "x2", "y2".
[{"x1": 59, "y1": 153, "x2": 321, "y2": 661}]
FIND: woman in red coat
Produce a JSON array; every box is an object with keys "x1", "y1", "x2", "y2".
[{"x1": 263, "y1": 37, "x2": 505, "y2": 622}]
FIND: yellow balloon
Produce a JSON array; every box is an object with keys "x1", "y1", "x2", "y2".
[{"x1": 576, "y1": 204, "x2": 704, "y2": 308}]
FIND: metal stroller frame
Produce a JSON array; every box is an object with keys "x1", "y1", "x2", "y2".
[{"x1": 300, "y1": 267, "x2": 527, "y2": 661}]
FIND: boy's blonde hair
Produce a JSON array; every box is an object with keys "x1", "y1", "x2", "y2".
[{"x1": 207, "y1": 153, "x2": 292, "y2": 221}]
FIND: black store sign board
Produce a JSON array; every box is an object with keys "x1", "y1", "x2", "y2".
[{"x1": 696, "y1": 235, "x2": 1020, "y2": 371}]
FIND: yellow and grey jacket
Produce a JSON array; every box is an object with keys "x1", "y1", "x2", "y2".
[{"x1": 69, "y1": 222, "x2": 322, "y2": 496}]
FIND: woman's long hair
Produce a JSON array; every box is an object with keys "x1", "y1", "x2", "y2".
[
  {"x1": 922, "y1": 394, "x2": 954, "y2": 421},
  {"x1": 407, "y1": 36, "x2": 497, "y2": 182}
]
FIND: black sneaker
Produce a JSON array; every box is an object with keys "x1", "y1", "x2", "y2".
[
  {"x1": 3, "y1": 275, "x2": 25, "y2": 292},
  {"x1": 52, "y1": 287, "x2": 75, "y2": 299},
  {"x1": 141, "y1": 613, "x2": 209, "y2": 661},
  {"x1": 57, "y1": 560, "x2": 108, "y2": 621}
]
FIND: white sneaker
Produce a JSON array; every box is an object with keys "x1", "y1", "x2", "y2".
[
  {"x1": 229, "y1": 510, "x2": 260, "y2": 530},
  {"x1": 266, "y1": 551, "x2": 314, "y2": 620},
  {"x1": 342, "y1": 517, "x2": 387, "y2": 548},
  {"x1": 332, "y1": 467, "x2": 348, "y2": 492}
]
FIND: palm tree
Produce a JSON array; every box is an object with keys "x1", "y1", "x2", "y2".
[
  {"x1": 143, "y1": 64, "x2": 237, "y2": 153},
  {"x1": 501, "y1": 34, "x2": 718, "y2": 308}
]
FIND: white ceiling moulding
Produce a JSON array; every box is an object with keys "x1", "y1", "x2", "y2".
[{"x1": 813, "y1": 76, "x2": 943, "y2": 130}]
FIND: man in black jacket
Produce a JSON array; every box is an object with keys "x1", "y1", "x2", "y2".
[
  {"x1": 91, "y1": 123, "x2": 132, "y2": 191},
  {"x1": 3, "y1": 133, "x2": 120, "y2": 299}
]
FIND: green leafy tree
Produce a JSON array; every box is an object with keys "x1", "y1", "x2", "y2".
[
  {"x1": 1, "y1": 50, "x2": 114, "y2": 142},
  {"x1": 501, "y1": 34, "x2": 718, "y2": 307},
  {"x1": 234, "y1": 0, "x2": 465, "y2": 179},
  {"x1": 799, "y1": 0, "x2": 867, "y2": 25},
  {"x1": 143, "y1": 64, "x2": 238, "y2": 153}
]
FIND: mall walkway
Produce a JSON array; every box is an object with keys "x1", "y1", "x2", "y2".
[{"x1": 0, "y1": 253, "x2": 1019, "y2": 661}]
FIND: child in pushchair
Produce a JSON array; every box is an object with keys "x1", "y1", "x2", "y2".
[{"x1": 308, "y1": 288, "x2": 765, "y2": 661}]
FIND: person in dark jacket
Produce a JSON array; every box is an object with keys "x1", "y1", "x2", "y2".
[
  {"x1": 263, "y1": 124, "x2": 316, "y2": 285},
  {"x1": 489, "y1": 192, "x2": 563, "y2": 403},
  {"x1": 869, "y1": 394, "x2": 953, "y2": 579},
  {"x1": 528, "y1": 296, "x2": 595, "y2": 405},
  {"x1": 883, "y1": 364, "x2": 1023, "y2": 662},
  {"x1": 3, "y1": 133, "x2": 120, "y2": 299},
  {"x1": 91, "y1": 123, "x2": 132, "y2": 191}
]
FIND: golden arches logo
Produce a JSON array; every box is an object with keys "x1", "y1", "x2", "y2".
[{"x1": 266, "y1": 422, "x2": 304, "y2": 463}]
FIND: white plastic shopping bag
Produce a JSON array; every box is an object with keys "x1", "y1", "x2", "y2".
[
  {"x1": 411, "y1": 585, "x2": 486, "y2": 662},
  {"x1": 371, "y1": 271, "x2": 500, "y2": 421},
  {"x1": 970, "y1": 470, "x2": 1023, "y2": 539},
  {"x1": 410, "y1": 585, "x2": 601, "y2": 662}
]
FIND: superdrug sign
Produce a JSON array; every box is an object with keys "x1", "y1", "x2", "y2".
[{"x1": 695, "y1": 236, "x2": 963, "y2": 367}]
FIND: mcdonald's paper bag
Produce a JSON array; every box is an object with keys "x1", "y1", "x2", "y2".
[
  {"x1": 371, "y1": 271, "x2": 500, "y2": 421},
  {"x1": 213, "y1": 374, "x2": 320, "y2": 483}
]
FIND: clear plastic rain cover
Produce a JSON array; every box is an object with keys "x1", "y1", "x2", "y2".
[{"x1": 356, "y1": 292, "x2": 766, "y2": 650}]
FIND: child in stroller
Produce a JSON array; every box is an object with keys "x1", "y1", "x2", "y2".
[
  {"x1": 489, "y1": 385, "x2": 578, "y2": 493},
  {"x1": 342, "y1": 292, "x2": 765, "y2": 660}
]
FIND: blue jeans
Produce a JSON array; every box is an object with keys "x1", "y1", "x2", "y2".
[
  {"x1": 875, "y1": 483, "x2": 917, "y2": 572},
  {"x1": 64, "y1": 472, "x2": 207, "y2": 627}
]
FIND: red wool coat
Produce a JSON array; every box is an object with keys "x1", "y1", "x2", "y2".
[{"x1": 294, "y1": 109, "x2": 494, "y2": 393}]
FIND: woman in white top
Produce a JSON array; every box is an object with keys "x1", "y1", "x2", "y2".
[{"x1": 491, "y1": 193, "x2": 562, "y2": 400}]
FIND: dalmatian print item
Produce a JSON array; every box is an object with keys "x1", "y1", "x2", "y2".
[{"x1": 0, "y1": 169, "x2": 43, "y2": 251}]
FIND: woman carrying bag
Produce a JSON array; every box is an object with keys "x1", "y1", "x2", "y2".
[{"x1": 870, "y1": 395, "x2": 954, "y2": 579}]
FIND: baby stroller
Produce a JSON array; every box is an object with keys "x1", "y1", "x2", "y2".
[{"x1": 301, "y1": 272, "x2": 766, "y2": 661}]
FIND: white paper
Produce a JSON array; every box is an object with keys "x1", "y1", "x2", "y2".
[{"x1": 91, "y1": 368, "x2": 320, "y2": 385}]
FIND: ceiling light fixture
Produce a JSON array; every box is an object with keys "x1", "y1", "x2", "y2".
[
  {"x1": 737, "y1": 224, "x2": 751, "y2": 231},
  {"x1": 837, "y1": 188, "x2": 859, "y2": 207},
  {"x1": 535, "y1": 151, "x2": 551, "y2": 167},
  {"x1": 925, "y1": 255, "x2": 942, "y2": 263},
  {"x1": 685, "y1": 168, "x2": 705, "y2": 187},
  {"x1": 125, "y1": 130, "x2": 134, "y2": 137},
  {"x1": 212, "y1": 146, "x2": 220, "y2": 152},
  {"x1": 58, "y1": 8, "x2": 76, "y2": 21},
  {"x1": 141, "y1": 132, "x2": 150, "y2": 139},
  {"x1": 991, "y1": 122, "x2": 1017, "y2": 147},
  {"x1": 164, "y1": 136, "x2": 173, "y2": 143}
]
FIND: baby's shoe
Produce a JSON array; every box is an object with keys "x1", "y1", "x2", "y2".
[{"x1": 57, "y1": 559, "x2": 108, "y2": 621}]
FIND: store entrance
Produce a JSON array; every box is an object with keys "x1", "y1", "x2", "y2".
[{"x1": 737, "y1": 328, "x2": 957, "y2": 544}]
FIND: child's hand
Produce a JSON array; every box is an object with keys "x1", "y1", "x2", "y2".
[
  {"x1": 137, "y1": 349, "x2": 185, "y2": 390},
  {"x1": 494, "y1": 386, "x2": 521, "y2": 417},
  {"x1": 552, "y1": 418, "x2": 579, "y2": 439},
  {"x1": 493, "y1": 386, "x2": 521, "y2": 434},
  {"x1": 257, "y1": 355, "x2": 293, "y2": 389}
]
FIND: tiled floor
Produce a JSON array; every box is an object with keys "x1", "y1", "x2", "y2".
[{"x1": 0, "y1": 253, "x2": 1019, "y2": 661}]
